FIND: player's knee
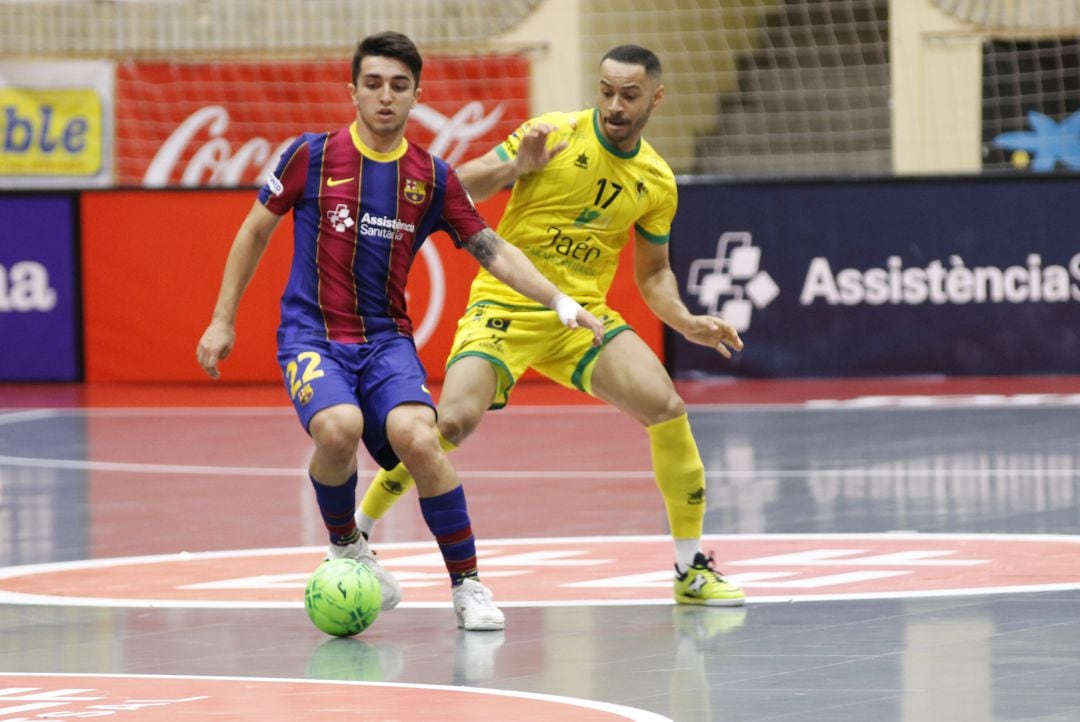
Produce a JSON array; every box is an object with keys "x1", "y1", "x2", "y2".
[
  {"x1": 437, "y1": 406, "x2": 482, "y2": 446},
  {"x1": 309, "y1": 408, "x2": 364, "y2": 459},
  {"x1": 666, "y1": 394, "x2": 688, "y2": 420},
  {"x1": 387, "y1": 419, "x2": 440, "y2": 467},
  {"x1": 645, "y1": 393, "x2": 686, "y2": 426}
]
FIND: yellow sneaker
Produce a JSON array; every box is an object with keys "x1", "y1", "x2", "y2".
[{"x1": 674, "y1": 552, "x2": 745, "y2": 607}]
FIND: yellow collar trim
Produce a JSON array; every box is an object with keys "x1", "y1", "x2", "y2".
[{"x1": 349, "y1": 122, "x2": 408, "y2": 161}]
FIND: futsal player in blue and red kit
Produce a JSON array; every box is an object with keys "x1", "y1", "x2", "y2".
[{"x1": 196, "y1": 31, "x2": 604, "y2": 632}]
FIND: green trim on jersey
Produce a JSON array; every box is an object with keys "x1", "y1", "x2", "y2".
[
  {"x1": 465, "y1": 299, "x2": 550, "y2": 314},
  {"x1": 591, "y1": 108, "x2": 640, "y2": 158},
  {"x1": 570, "y1": 324, "x2": 633, "y2": 392},
  {"x1": 635, "y1": 223, "x2": 669, "y2": 244},
  {"x1": 444, "y1": 350, "x2": 516, "y2": 410}
]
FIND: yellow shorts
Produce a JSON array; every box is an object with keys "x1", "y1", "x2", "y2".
[{"x1": 445, "y1": 300, "x2": 631, "y2": 409}]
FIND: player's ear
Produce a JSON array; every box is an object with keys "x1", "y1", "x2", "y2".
[
  {"x1": 412, "y1": 86, "x2": 422, "y2": 107},
  {"x1": 347, "y1": 83, "x2": 359, "y2": 106},
  {"x1": 652, "y1": 83, "x2": 665, "y2": 108}
]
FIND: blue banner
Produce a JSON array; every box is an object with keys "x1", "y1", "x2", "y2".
[
  {"x1": 0, "y1": 194, "x2": 80, "y2": 380},
  {"x1": 669, "y1": 177, "x2": 1080, "y2": 378}
]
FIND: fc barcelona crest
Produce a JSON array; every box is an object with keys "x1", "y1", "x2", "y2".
[{"x1": 403, "y1": 178, "x2": 427, "y2": 204}]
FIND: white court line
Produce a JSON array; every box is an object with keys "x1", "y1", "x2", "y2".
[
  {"x1": 805, "y1": 394, "x2": 1080, "y2": 409},
  {"x1": 2, "y1": 534, "x2": 1080, "y2": 609},
  {"x1": 2, "y1": 406, "x2": 1077, "y2": 477},
  {"x1": 0, "y1": 454, "x2": 1077, "y2": 478},
  {"x1": 0, "y1": 405, "x2": 623, "y2": 417},
  {"x1": 0, "y1": 672, "x2": 673, "y2": 722},
  {"x1": 11, "y1": 396, "x2": 1080, "y2": 418},
  {"x1": 0, "y1": 408, "x2": 64, "y2": 426},
  {"x1": 0, "y1": 455, "x2": 304, "y2": 476}
]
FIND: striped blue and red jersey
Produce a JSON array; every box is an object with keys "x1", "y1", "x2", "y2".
[{"x1": 257, "y1": 122, "x2": 487, "y2": 345}]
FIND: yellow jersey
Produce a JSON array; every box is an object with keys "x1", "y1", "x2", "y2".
[{"x1": 467, "y1": 107, "x2": 678, "y2": 307}]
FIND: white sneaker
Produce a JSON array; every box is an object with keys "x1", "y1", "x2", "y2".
[
  {"x1": 452, "y1": 578, "x2": 505, "y2": 631},
  {"x1": 327, "y1": 538, "x2": 402, "y2": 611}
]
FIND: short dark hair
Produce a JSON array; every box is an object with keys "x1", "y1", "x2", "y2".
[
  {"x1": 601, "y1": 45, "x2": 662, "y2": 79},
  {"x1": 352, "y1": 31, "x2": 423, "y2": 85}
]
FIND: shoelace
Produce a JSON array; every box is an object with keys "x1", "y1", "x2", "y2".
[
  {"x1": 461, "y1": 581, "x2": 493, "y2": 604},
  {"x1": 352, "y1": 541, "x2": 380, "y2": 560},
  {"x1": 696, "y1": 552, "x2": 729, "y2": 582},
  {"x1": 335, "y1": 542, "x2": 379, "y2": 566}
]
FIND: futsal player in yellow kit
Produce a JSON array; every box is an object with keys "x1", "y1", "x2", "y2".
[{"x1": 357, "y1": 44, "x2": 745, "y2": 605}]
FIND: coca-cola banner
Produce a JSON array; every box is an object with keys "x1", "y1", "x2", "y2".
[{"x1": 115, "y1": 56, "x2": 529, "y2": 187}]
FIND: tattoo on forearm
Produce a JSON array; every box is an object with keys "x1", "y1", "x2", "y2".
[{"x1": 464, "y1": 228, "x2": 502, "y2": 267}]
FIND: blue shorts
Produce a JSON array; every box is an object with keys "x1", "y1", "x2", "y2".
[{"x1": 277, "y1": 335, "x2": 435, "y2": 470}]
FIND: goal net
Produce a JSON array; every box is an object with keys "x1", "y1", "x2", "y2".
[{"x1": 1, "y1": 0, "x2": 1078, "y2": 183}]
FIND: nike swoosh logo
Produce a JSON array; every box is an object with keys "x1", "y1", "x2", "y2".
[{"x1": 327, "y1": 177, "x2": 354, "y2": 187}]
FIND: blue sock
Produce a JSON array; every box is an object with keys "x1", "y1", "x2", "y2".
[
  {"x1": 419, "y1": 485, "x2": 478, "y2": 586},
  {"x1": 310, "y1": 472, "x2": 359, "y2": 545}
]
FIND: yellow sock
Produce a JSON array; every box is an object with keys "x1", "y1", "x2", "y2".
[
  {"x1": 646, "y1": 413, "x2": 706, "y2": 539},
  {"x1": 358, "y1": 430, "x2": 457, "y2": 521}
]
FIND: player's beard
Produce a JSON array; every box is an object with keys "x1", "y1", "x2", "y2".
[{"x1": 602, "y1": 106, "x2": 652, "y2": 148}]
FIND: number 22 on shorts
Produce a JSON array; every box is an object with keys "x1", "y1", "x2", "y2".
[{"x1": 285, "y1": 351, "x2": 325, "y2": 403}]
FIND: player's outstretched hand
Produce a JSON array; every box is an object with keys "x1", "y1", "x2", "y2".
[
  {"x1": 681, "y1": 315, "x2": 743, "y2": 359},
  {"x1": 552, "y1": 293, "x2": 605, "y2": 347},
  {"x1": 574, "y1": 307, "x2": 605, "y2": 347},
  {"x1": 195, "y1": 320, "x2": 236, "y2": 379},
  {"x1": 513, "y1": 116, "x2": 577, "y2": 176}
]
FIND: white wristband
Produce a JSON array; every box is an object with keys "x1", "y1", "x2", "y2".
[{"x1": 552, "y1": 293, "x2": 583, "y2": 327}]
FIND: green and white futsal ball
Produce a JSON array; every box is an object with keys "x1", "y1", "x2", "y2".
[{"x1": 304, "y1": 558, "x2": 381, "y2": 637}]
